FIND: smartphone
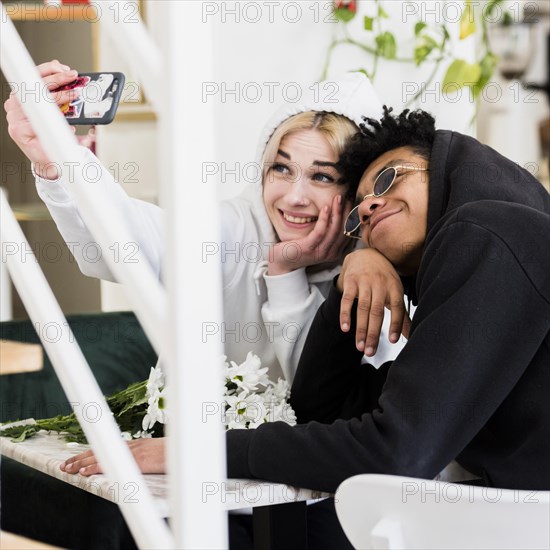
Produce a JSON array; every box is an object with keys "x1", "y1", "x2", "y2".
[{"x1": 56, "y1": 72, "x2": 125, "y2": 125}]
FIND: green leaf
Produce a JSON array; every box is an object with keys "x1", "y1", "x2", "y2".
[
  {"x1": 414, "y1": 37, "x2": 438, "y2": 66},
  {"x1": 471, "y1": 52, "x2": 498, "y2": 97},
  {"x1": 414, "y1": 47, "x2": 429, "y2": 66},
  {"x1": 414, "y1": 31, "x2": 439, "y2": 65},
  {"x1": 334, "y1": 7, "x2": 356, "y2": 23},
  {"x1": 460, "y1": 0, "x2": 476, "y2": 40},
  {"x1": 415, "y1": 22, "x2": 427, "y2": 36},
  {"x1": 443, "y1": 59, "x2": 482, "y2": 91},
  {"x1": 486, "y1": 0, "x2": 504, "y2": 17},
  {"x1": 364, "y1": 15, "x2": 374, "y2": 31},
  {"x1": 356, "y1": 68, "x2": 371, "y2": 79},
  {"x1": 3, "y1": 425, "x2": 39, "y2": 442},
  {"x1": 64, "y1": 433, "x2": 88, "y2": 444},
  {"x1": 502, "y1": 11, "x2": 513, "y2": 26},
  {"x1": 118, "y1": 395, "x2": 148, "y2": 416},
  {"x1": 378, "y1": 4, "x2": 389, "y2": 18},
  {"x1": 375, "y1": 32, "x2": 397, "y2": 59}
]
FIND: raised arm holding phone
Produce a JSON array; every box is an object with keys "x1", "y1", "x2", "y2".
[{"x1": 4, "y1": 60, "x2": 409, "y2": 380}]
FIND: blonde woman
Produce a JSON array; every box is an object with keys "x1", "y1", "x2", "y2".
[{"x1": 6, "y1": 62, "x2": 407, "y2": 382}]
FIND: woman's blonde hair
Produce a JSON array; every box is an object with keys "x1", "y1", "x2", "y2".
[{"x1": 261, "y1": 111, "x2": 358, "y2": 194}]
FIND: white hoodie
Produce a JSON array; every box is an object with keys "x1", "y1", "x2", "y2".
[{"x1": 35, "y1": 73, "x2": 403, "y2": 381}]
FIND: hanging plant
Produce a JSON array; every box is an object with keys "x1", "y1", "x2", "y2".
[{"x1": 323, "y1": 0, "x2": 512, "y2": 106}]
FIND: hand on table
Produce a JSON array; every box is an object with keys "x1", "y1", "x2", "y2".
[
  {"x1": 4, "y1": 59, "x2": 80, "y2": 180},
  {"x1": 60, "y1": 437, "x2": 166, "y2": 476},
  {"x1": 337, "y1": 248, "x2": 411, "y2": 356}
]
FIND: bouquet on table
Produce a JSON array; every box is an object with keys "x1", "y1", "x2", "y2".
[{"x1": 1, "y1": 352, "x2": 296, "y2": 443}]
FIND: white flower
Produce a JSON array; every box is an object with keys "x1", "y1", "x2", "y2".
[
  {"x1": 269, "y1": 402, "x2": 297, "y2": 426},
  {"x1": 271, "y1": 378, "x2": 291, "y2": 401},
  {"x1": 224, "y1": 392, "x2": 267, "y2": 429},
  {"x1": 226, "y1": 352, "x2": 270, "y2": 395},
  {"x1": 121, "y1": 431, "x2": 133, "y2": 440},
  {"x1": 221, "y1": 352, "x2": 297, "y2": 431},
  {"x1": 146, "y1": 365, "x2": 165, "y2": 397},
  {"x1": 137, "y1": 353, "x2": 296, "y2": 434},
  {"x1": 142, "y1": 387, "x2": 167, "y2": 431},
  {"x1": 140, "y1": 363, "x2": 168, "y2": 432},
  {"x1": 132, "y1": 430, "x2": 153, "y2": 439}
]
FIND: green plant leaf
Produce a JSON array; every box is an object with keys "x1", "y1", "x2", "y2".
[
  {"x1": 502, "y1": 11, "x2": 513, "y2": 26},
  {"x1": 3, "y1": 425, "x2": 40, "y2": 443},
  {"x1": 356, "y1": 68, "x2": 372, "y2": 79},
  {"x1": 414, "y1": 34, "x2": 439, "y2": 65},
  {"x1": 460, "y1": 0, "x2": 476, "y2": 40},
  {"x1": 364, "y1": 15, "x2": 374, "y2": 31},
  {"x1": 375, "y1": 32, "x2": 397, "y2": 59},
  {"x1": 415, "y1": 22, "x2": 427, "y2": 36},
  {"x1": 378, "y1": 4, "x2": 389, "y2": 18},
  {"x1": 118, "y1": 395, "x2": 148, "y2": 416},
  {"x1": 486, "y1": 0, "x2": 504, "y2": 17},
  {"x1": 335, "y1": 7, "x2": 356, "y2": 23},
  {"x1": 414, "y1": 46, "x2": 429, "y2": 66},
  {"x1": 443, "y1": 59, "x2": 482, "y2": 91},
  {"x1": 472, "y1": 52, "x2": 498, "y2": 97},
  {"x1": 11, "y1": 427, "x2": 37, "y2": 442}
]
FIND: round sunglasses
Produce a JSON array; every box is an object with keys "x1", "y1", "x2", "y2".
[{"x1": 344, "y1": 165, "x2": 429, "y2": 239}]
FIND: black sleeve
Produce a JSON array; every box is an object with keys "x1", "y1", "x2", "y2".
[
  {"x1": 226, "y1": 220, "x2": 549, "y2": 492},
  {"x1": 290, "y1": 283, "x2": 390, "y2": 424}
]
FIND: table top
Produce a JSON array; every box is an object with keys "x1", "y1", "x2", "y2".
[{"x1": 0, "y1": 431, "x2": 331, "y2": 516}]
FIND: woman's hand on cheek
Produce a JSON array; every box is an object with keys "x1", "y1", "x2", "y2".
[
  {"x1": 267, "y1": 194, "x2": 348, "y2": 275},
  {"x1": 337, "y1": 249, "x2": 411, "y2": 355},
  {"x1": 60, "y1": 437, "x2": 166, "y2": 476}
]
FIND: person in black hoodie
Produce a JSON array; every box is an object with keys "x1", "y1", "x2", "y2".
[
  {"x1": 226, "y1": 106, "x2": 550, "y2": 493},
  {"x1": 61, "y1": 108, "x2": 550, "y2": 548}
]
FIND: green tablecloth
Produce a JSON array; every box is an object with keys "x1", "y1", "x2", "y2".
[{"x1": 1, "y1": 312, "x2": 157, "y2": 423}]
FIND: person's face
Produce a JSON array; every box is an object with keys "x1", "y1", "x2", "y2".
[
  {"x1": 355, "y1": 146, "x2": 430, "y2": 275},
  {"x1": 263, "y1": 129, "x2": 346, "y2": 242}
]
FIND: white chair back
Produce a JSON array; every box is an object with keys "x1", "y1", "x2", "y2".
[{"x1": 335, "y1": 474, "x2": 550, "y2": 550}]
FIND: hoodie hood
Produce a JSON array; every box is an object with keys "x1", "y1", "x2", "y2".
[
  {"x1": 247, "y1": 72, "x2": 383, "y2": 273},
  {"x1": 402, "y1": 130, "x2": 550, "y2": 305},
  {"x1": 255, "y1": 72, "x2": 383, "y2": 165},
  {"x1": 427, "y1": 130, "x2": 550, "y2": 236}
]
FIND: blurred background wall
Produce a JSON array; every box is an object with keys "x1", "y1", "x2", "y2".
[{"x1": 1, "y1": 0, "x2": 548, "y2": 317}]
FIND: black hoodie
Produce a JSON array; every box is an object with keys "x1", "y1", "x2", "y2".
[{"x1": 227, "y1": 131, "x2": 550, "y2": 492}]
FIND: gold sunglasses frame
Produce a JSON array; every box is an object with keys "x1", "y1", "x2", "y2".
[{"x1": 343, "y1": 165, "x2": 429, "y2": 239}]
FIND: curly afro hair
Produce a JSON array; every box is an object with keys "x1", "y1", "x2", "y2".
[{"x1": 338, "y1": 106, "x2": 436, "y2": 196}]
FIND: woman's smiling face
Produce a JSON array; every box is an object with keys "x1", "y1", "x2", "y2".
[
  {"x1": 355, "y1": 146, "x2": 430, "y2": 275},
  {"x1": 263, "y1": 129, "x2": 347, "y2": 242}
]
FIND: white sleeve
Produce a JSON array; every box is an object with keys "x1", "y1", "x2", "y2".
[
  {"x1": 35, "y1": 147, "x2": 164, "y2": 282},
  {"x1": 260, "y1": 267, "x2": 327, "y2": 383}
]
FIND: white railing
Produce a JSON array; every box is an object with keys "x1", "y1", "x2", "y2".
[
  {"x1": 157, "y1": 2, "x2": 227, "y2": 548},
  {"x1": 0, "y1": 1, "x2": 227, "y2": 547},
  {"x1": 0, "y1": 187, "x2": 174, "y2": 549}
]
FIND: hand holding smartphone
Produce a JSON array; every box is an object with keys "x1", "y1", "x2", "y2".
[{"x1": 55, "y1": 72, "x2": 125, "y2": 125}]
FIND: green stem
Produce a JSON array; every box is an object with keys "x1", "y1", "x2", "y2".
[
  {"x1": 405, "y1": 26, "x2": 449, "y2": 108},
  {"x1": 404, "y1": 55, "x2": 445, "y2": 107},
  {"x1": 321, "y1": 38, "x2": 340, "y2": 81}
]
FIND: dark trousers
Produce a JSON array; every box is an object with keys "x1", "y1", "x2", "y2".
[
  {"x1": 2, "y1": 458, "x2": 352, "y2": 549},
  {"x1": 229, "y1": 499, "x2": 354, "y2": 550}
]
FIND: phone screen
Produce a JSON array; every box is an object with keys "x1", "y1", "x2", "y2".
[{"x1": 56, "y1": 72, "x2": 125, "y2": 125}]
